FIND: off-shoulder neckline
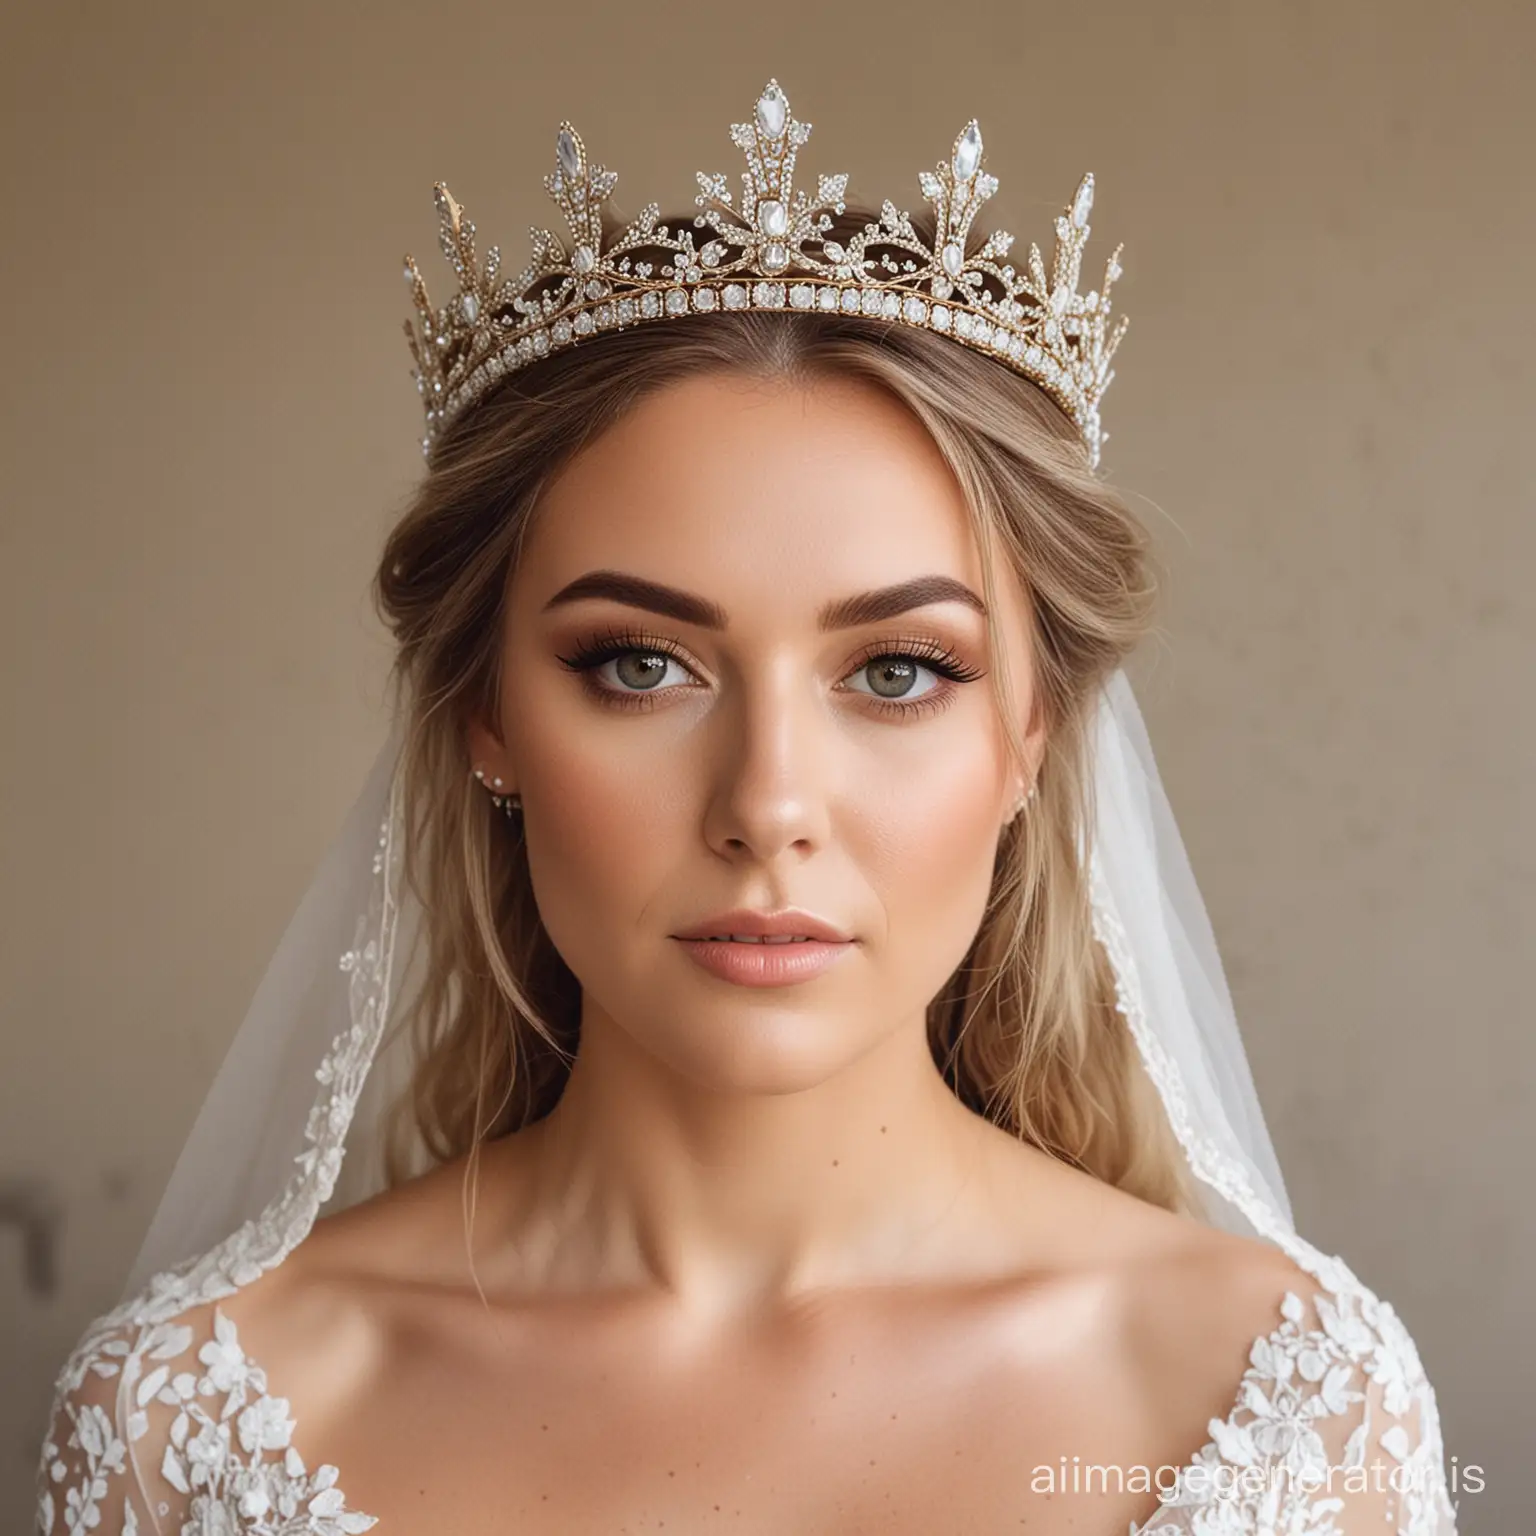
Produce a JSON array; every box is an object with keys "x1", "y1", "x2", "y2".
[{"x1": 47, "y1": 1248, "x2": 1418, "y2": 1536}]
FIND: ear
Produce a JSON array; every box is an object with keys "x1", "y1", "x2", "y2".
[
  {"x1": 1015, "y1": 690, "x2": 1050, "y2": 799},
  {"x1": 464, "y1": 711, "x2": 516, "y2": 795}
]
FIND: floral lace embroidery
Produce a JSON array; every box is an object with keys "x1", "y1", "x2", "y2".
[
  {"x1": 38, "y1": 1304, "x2": 377, "y2": 1535},
  {"x1": 1131, "y1": 1276, "x2": 1456, "y2": 1534}
]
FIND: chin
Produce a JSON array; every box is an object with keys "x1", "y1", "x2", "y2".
[{"x1": 634, "y1": 1001, "x2": 880, "y2": 1096}]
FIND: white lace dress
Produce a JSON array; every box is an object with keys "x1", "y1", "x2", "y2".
[{"x1": 35, "y1": 1221, "x2": 1459, "y2": 1535}]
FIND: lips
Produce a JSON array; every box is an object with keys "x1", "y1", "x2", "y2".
[
  {"x1": 670, "y1": 907, "x2": 854, "y2": 944},
  {"x1": 694, "y1": 934, "x2": 818, "y2": 944},
  {"x1": 672, "y1": 929, "x2": 856, "y2": 987}
]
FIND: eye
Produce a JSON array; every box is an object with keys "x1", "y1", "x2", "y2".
[
  {"x1": 595, "y1": 648, "x2": 691, "y2": 694},
  {"x1": 838, "y1": 637, "x2": 986, "y2": 719},
  {"x1": 843, "y1": 654, "x2": 944, "y2": 703},
  {"x1": 556, "y1": 626, "x2": 703, "y2": 712}
]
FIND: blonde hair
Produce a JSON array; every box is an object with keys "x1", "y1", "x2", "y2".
[{"x1": 372, "y1": 208, "x2": 1200, "y2": 1223}]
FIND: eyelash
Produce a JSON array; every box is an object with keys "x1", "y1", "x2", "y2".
[{"x1": 555, "y1": 623, "x2": 986, "y2": 720}]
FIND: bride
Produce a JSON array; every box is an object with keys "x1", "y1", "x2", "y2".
[{"x1": 36, "y1": 82, "x2": 1457, "y2": 1535}]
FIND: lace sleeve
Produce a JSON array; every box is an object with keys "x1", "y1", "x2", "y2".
[
  {"x1": 1307, "y1": 1351, "x2": 1461, "y2": 1536},
  {"x1": 36, "y1": 1311, "x2": 196, "y2": 1536},
  {"x1": 36, "y1": 1299, "x2": 378, "y2": 1535},
  {"x1": 1138, "y1": 1280, "x2": 1459, "y2": 1535},
  {"x1": 1299, "y1": 1282, "x2": 1459, "y2": 1536}
]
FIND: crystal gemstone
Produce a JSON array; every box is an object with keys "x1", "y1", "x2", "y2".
[
  {"x1": 756, "y1": 87, "x2": 787, "y2": 138},
  {"x1": 952, "y1": 123, "x2": 982, "y2": 183},
  {"x1": 758, "y1": 199, "x2": 788, "y2": 238}
]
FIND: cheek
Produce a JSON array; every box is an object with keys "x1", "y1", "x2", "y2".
[
  {"x1": 527, "y1": 761, "x2": 679, "y2": 930},
  {"x1": 509, "y1": 674, "x2": 693, "y2": 970},
  {"x1": 852, "y1": 733, "x2": 1009, "y2": 999}
]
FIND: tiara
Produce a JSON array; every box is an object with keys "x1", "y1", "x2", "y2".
[{"x1": 404, "y1": 79, "x2": 1127, "y2": 468}]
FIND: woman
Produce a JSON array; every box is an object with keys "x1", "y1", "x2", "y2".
[{"x1": 36, "y1": 83, "x2": 1457, "y2": 1535}]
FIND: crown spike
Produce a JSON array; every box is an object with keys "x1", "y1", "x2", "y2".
[
  {"x1": 404, "y1": 86, "x2": 1125, "y2": 471},
  {"x1": 1072, "y1": 173, "x2": 1095, "y2": 230}
]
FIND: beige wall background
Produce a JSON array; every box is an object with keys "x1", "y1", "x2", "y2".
[{"x1": 2, "y1": 1, "x2": 1530, "y2": 1529}]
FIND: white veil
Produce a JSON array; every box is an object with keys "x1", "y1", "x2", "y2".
[{"x1": 118, "y1": 665, "x2": 1301, "y2": 1307}]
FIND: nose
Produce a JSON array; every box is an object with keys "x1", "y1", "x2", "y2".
[{"x1": 701, "y1": 656, "x2": 833, "y2": 864}]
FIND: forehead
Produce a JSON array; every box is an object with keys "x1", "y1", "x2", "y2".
[{"x1": 513, "y1": 371, "x2": 1010, "y2": 628}]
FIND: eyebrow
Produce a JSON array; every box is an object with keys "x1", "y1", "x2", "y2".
[{"x1": 540, "y1": 570, "x2": 988, "y2": 631}]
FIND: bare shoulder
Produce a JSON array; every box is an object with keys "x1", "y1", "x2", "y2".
[
  {"x1": 208, "y1": 1143, "x2": 507, "y2": 1437},
  {"x1": 1085, "y1": 1178, "x2": 1319, "y2": 1413},
  {"x1": 1125, "y1": 1214, "x2": 1315, "y2": 1378},
  {"x1": 1001, "y1": 1151, "x2": 1319, "y2": 1410}
]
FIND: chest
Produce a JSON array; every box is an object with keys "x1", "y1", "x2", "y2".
[{"x1": 310, "y1": 1305, "x2": 1221, "y2": 1535}]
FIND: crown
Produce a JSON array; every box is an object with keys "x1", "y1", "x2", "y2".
[{"x1": 404, "y1": 79, "x2": 1127, "y2": 468}]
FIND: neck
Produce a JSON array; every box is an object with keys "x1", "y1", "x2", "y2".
[{"x1": 477, "y1": 999, "x2": 1040, "y2": 1321}]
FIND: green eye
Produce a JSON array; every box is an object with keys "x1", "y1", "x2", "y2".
[{"x1": 845, "y1": 655, "x2": 943, "y2": 702}]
